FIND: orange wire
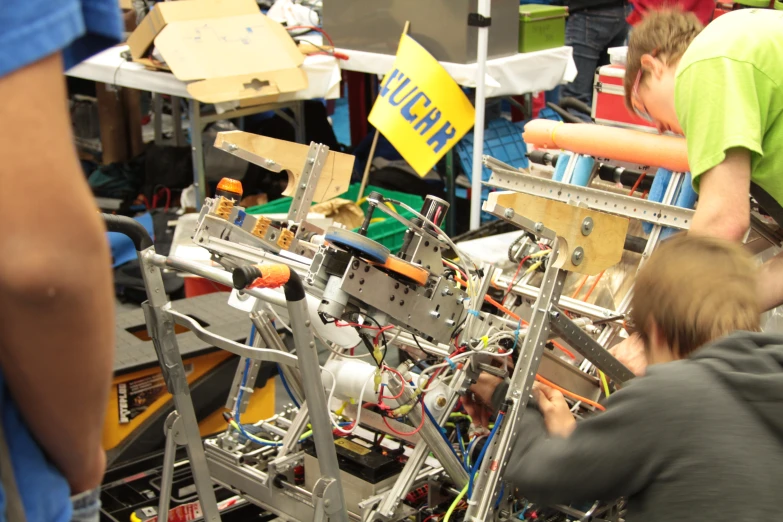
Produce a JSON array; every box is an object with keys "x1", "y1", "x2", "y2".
[
  {"x1": 535, "y1": 375, "x2": 605, "y2": 411},
  {"x1": 583, "y1": 271, "x2": 605, "y2": 302},
  {"x1": 628, "y1": 171, "x2": 647, "y2": 196},
  {"x1": 483, "y1": 296, "x2": 576, "y2": 360},
  {"x1": 570, "y1": 275, "x2": 589, "y2": 299}
]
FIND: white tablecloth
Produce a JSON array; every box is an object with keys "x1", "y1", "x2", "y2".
[
  {"x1": 337, "y1": 46, "x2": 577, "y2": 97},
  {"x1": 66, "y1": 45, "x2": 342, "y2": 102}
]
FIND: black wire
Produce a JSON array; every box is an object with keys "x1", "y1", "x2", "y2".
[
  {"x1": 358, "y1": 314, "x2": 389, "y2": 367},
  {"x1": 411, "y1": 334, "x2": 425, "y2": 353}
]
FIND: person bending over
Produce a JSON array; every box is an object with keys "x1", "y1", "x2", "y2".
[
  {"x1": 625, "y1": 9, "x2": 783, "y2": 311},
  {"x1": 466, "y1": 235, "x2": 783, "y2": 521}
]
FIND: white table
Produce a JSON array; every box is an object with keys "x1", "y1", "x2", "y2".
[
  {"x1": 66, "y1": 45, "x2": 342, "y2": 206},
  {"x1": 339, "y1": 46, "x2": 576, "y2": 98}
]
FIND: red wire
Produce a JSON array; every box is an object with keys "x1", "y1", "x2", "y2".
[
  {"x1": 285, "y1": 25, "x2": 336, "y2": 48},
  {"x1": 382, "y1": 406, "x2": 426, "y2": 437},
  {"x1": 628, "y1": 172, "x2": 647, "y2": 196},
  {"x1": 422, "y1": 515, "x2": 440, "y2": 522},
  {"x1": 374, "y1": 325, "x2": 395, "y2": 346},
  {"x1": 381, "y1": 366, "x2": 407, "y2": 400},
  {"x1": 504, "y1": 255, "x2": 530, "y2": 300},
  {"x1": 335, "y1": 320, "x2": 381, "y2": 330}
]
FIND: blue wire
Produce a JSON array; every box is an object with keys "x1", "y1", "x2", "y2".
[
  {"x1": 455, "y1": 423, "x2": 468, "y2": 471},
  {"x1": 512, "y1": 319, "x2": 522, "y2": 353},
  {"x1": 234, "y1": 326, "x2": 257, "y2": 419},
  {"x1": 423, "y1": 403, "x2": 461, "y2": 463},
  {"x1": 278, "y1": 364, "x2": 301, "y2": 408},
  {"x1": 468, "y1": 412, "x2": 505, "y2": 498},
  {"x1": 495, "y1": 483, "x2": 505, "y2": 509}
]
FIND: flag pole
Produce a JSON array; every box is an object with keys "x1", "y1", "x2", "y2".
[
  {"x1": 469, "y1": 0, "x2": 491, "y2": 230},
  {"x1": 357, "y1": 21, "x2": 411, "y2": 202}
]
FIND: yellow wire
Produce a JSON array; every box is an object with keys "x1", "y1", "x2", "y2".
[
  {"x1": 444, "y1": 482, "x2": 469, "y2": 521},
  {"x1": 599, "y1": 371, "x2": 611, "y2": 397}
]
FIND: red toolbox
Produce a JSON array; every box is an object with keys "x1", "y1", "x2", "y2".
[{"x1": 592, "y1": 64, "x2": 657, "y2": 133}]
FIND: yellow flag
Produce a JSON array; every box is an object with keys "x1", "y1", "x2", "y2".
[{"x1": 368, "y1": 35, "x2": 475, "y2": 177}]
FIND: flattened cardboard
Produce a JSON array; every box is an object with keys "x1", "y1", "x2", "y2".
[
  {"x1": 186, "y1": 67, "x2": 308, "y2": 107},
  {"x1": 154, "y1": 14, "x2": 304, "y2": 82},
  {"x1": 127, "y1": 0, "x2": 259, "y2": 60},
  {"x1": 214, "y1": 131, "x2": 354, "y2": 203}
]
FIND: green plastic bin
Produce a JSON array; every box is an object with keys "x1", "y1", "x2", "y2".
[
  {"x1": 518, "y1": 5, "x2": 568, "y2": 53},
  {"x1": 246, "y1": 184, "x2": 425, "y2": 253}
]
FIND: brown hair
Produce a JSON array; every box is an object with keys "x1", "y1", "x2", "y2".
[
  {"x1": 630, "y1": 235, "x2": 760, "y2": 358},
  {"x1": 624, "y1": 9, "x2": 703, "y2": 112}
]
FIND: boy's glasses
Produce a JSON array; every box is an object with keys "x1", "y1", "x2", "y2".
[{"x1": 632, "y1": 49, "x2": 658, "y2": 123}]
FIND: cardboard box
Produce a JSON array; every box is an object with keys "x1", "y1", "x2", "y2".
[{"x1": 127, "y1": 0, "x2": 307, "y2": 105}]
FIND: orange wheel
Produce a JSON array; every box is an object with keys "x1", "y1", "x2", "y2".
[{"x1": 370, "y1": 256, "x2": 429, "y2": 286}]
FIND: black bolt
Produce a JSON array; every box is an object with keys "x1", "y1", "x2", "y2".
[
  {"x1": 404, "y1": 288, "x2": 409, "y2": 294},
  {"x1": 348, "y1": 273, "x2": 354, "y2": 279},
  {"x1": 394, "y1": 282, "x2": 400, "y2": 289},
  {"x1": 352, "y1": 260, "x2": 360, "y2": 269},
  {"x1": 424, "y1": 241, "x2": 430, "y2": 247},
  {"x1": 359, "y1": 279, "x2": 365, "y2": 285},
  {"x1": 434, "y1": 246, "x2": 439, "y2": 252},
  {"x1": 364, "y1": 266, "x2": 370, "y2": 273},
  {"x1": 390, "y1": 295, "x2": 395, "y2": 302},
  {"x1": 399, "y1": 300, "x2": 405, "y2": 306}
]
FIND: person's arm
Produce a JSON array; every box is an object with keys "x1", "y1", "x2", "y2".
[
  {"x1": 688, "y1": 148, "x2": 752, "y2": 240},
  {"x1": 0, "y1": 53, "x2": 115, "y2": 493},
  {"x1": 504, "y1": 374, "x2": 674, "y2": 505}
]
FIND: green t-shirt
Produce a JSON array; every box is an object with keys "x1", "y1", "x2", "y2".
[{"x1": 675, "y1": 9, "x2": 783, "y2": 204}]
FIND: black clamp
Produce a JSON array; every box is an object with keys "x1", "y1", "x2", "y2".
[{"x1": 468, "y1": 13, "x2": 492, "y2": 27}]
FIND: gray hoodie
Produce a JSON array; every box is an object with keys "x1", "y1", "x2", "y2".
[{"x1": 503, "y1": 332, "x2": 783, "y2": 521}]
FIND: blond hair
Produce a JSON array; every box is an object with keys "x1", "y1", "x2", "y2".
[
  {"x1": 624, "y1": 9, "x2": 703, "y2": 112},
  {"x1": 630, "y1": 235, "x2": 760, "y2": 358}
]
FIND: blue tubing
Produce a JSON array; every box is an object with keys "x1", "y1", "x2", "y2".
[
  {"x1": 570, "y1": 156, "x2": 594, "y2": 186},
  {"x1": 643, "y1": 168, "x2": 673, "y2": 234},
  {"x1": 552, "y1": 152, "x2": 571, "y2": 182}
]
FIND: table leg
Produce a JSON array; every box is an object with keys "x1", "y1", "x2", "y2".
[
  {"x1": 293, "y1": 100, "x2": 306, "y2": 143},
  {"x1": 189, "y1": 99, "x2": 206, "y2": 209},
  {"x1": 172, "y1": 96, "x2": 184, "y2": 147},
  {"x1": 153, "y1": 93, "x2": 163, "y2": 145}
]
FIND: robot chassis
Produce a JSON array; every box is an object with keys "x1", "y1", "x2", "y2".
[{"x1": 105, "y1": 133, "x2": 737, "y2": 522}]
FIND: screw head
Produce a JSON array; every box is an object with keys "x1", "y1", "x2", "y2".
[
  {"x1": 572, "y1": 247, "x2": 585, "y2": 266},
  {"x1": 512, "y1": 390, "x2": 521, "y2": 398},
  {"x1": 581, "y1": 217, "x2": 594, "y2": 236},
  {"x1": 324, "y1": 499, "x2": 331, "y2": 507},
  {"x1": 359, "y1": 279, "x2": 365, "y2": 285},
  {"x1": 436, "y1": 396, "x2": 447, "y2": 408},
  {"x1": 504, "y1": 208, "x2": 515, "y2": 219},
  {"x1": 390, "y1": 295, "x2": 395, "y2": 302},
  {"x1": 399, "y1": 300, "x2": 405, "y2": 306},
  {"x1": 265, "y1": 158, "x2": 275, "y2": 166},
  {"x1": 228, "y1": 143, "x2": 238, "y2": 152},
  {"x1": 534, "y1": 222, "x2": 544, "y2": 232}
]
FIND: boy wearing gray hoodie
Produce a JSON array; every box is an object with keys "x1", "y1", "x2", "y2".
[{"x1": 467, "y1": 235, "x2": 783, "y2": 521}]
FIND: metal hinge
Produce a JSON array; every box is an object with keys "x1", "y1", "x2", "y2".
[
  {"x1": 595, "y1": 81, "x2": 604, "y2": 93},
  {"x1": 468, "y1": 13, "x2": 492, "y2": 27}
]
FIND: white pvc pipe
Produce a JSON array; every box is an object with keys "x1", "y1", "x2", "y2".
[{"x1": 469, "y1": 0, "x2": 492, "y2": 230}]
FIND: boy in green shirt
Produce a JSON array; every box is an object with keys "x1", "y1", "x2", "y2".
[{"x1": 624, "y1": 9, "x2": 783, "y2": 311}]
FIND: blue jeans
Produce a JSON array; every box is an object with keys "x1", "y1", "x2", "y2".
[
  {"x1": 71, "y1": 488, "x2": 101, "y2": 522},
  {"x1": 561, "y1": 4, "x2": 629, "y2": 109}
]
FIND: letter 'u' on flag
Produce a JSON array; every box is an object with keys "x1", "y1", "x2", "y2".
[{"x1": 368, "y1": 34, "x2": 475, "y2": 177}]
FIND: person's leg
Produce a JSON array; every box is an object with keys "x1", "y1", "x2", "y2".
[
  {"x1": 599, "y1": 7, "x2": 630, "y2": 67},
  {"x1": 562, "y1": 5, "x2": 629, "y2": 108},
  {"x1": 561, "y1": 10, "x2": 599, "y2": 107}
]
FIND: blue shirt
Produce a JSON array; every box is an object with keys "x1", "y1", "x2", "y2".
[{"x1": 0, "y1": 1, "x2": 121, "y2": 521}]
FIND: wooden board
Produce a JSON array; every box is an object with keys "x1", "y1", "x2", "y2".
[
  {"x1": 214, "y1": 131, "x2": 354, "y2": 203},
  {"x1": 485, "y1": 191, "x2": 629, "y2": 275}
]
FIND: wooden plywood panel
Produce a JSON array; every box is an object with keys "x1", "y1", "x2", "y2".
[
  {"x1": 486, "y1": 191, "x2": 629, "y2": 275},
  {"x1": 214, "y1": 131, "x2": 354, "y2": 203}
]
